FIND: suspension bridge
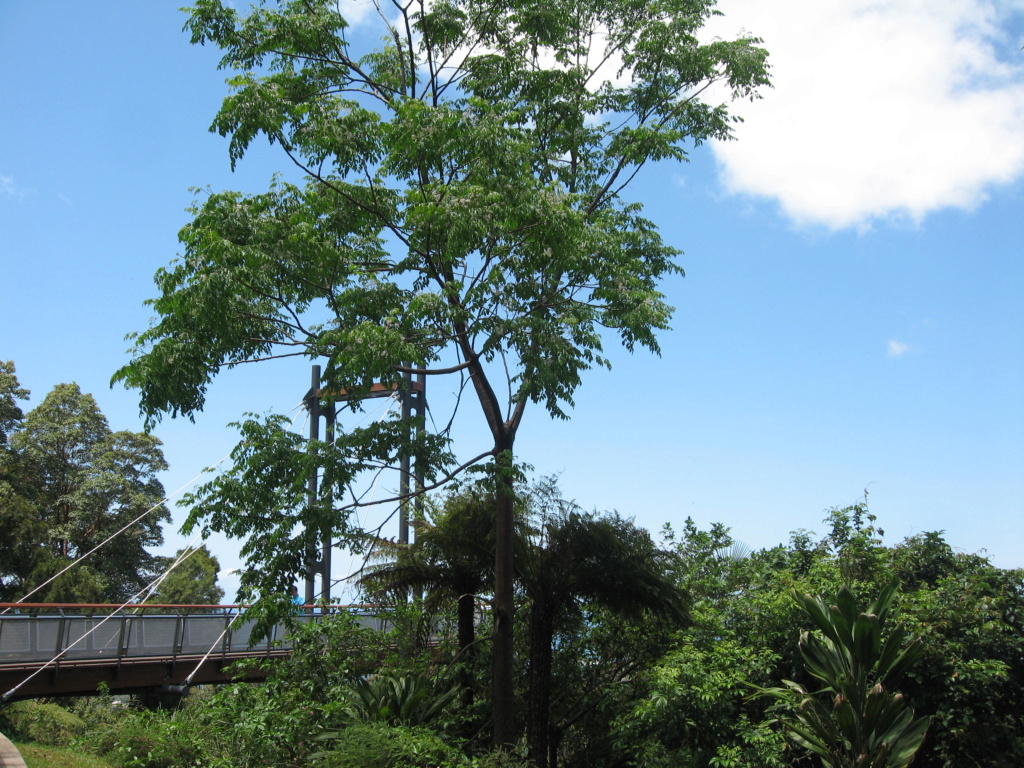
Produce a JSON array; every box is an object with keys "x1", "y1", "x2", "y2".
[
  {"x1": 0, "y1": 603, "x2": 388, "y2": 702},
  {"x1": 1, "y1": 368, "x2": 430, "y2": 704}
]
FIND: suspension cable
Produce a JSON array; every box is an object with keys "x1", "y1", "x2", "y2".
[{"x1": 1, "y1": 539, "x2": 217, "y2": 703}]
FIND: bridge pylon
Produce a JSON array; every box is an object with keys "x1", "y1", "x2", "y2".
[{"x1": 301, "y1": 364, "x2": 426, "y2": 606}]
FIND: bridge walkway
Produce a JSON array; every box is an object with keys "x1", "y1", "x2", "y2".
[{"x1": 0, "y1": 603, "x2": 386, "y2": 701}]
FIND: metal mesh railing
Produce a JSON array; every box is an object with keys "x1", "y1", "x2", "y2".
[{"x1": 0, "y1": 604, "x2": 389, "y2": 666}]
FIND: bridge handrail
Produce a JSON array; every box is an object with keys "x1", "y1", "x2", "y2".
[
  {"x1": 0, "y1": 604, "x2": 387, "y2": 667},
  {"x1": 0, "y1": 603, "x2": 376, "y2": 613}
]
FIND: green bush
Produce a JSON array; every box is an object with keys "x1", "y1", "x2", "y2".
[
  {"x1": 759, "y1": 582, "x2": 930, "y2": 768},
  {"x1": 312, "y1": 721, "x2": 465, "y2": 768},
  {"x1": 87, "y1": 708, "x2": 209, "y2": 768},
  {"x1": 158, "y1": 613, "x2": 383, "y2": 768},
  {"x1": 0, "y1": 700, "x2": 87, "y2": 747},
  {"x1": 342, "y1": 673, "x2": 459, "y2": 727},
  {"x1": 469, "y1": 751, "x2": 533, "y2": 768},
  {"x1": 68, "y1": 685, "x2": 127, "y2": 731}
]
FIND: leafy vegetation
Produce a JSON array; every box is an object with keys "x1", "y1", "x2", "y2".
[
  {"x1": 4, "y1": 501, "x2": 1023, "y2": 768},
  {"x1": 113, "y1": 0, "x2": 769, "y2": 740},
  {"x1": 759, "y1": 582, "x2": 930, "y2": 767},
  {"x1": 0, "y1": 363, "x2": 169, "y2": 603},
  {"x1": 148, "y1": 546, "x2": 224, "y2": 605}
]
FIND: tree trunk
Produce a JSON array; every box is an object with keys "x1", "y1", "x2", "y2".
[
  {"x1": 527, "y1": 605, "x2": 556, "y2": 767},
  {"x1": 457, "y1": 589, "x2": 476, "y2": 709},
  {"x1": 492, "y1": 447, "x2": 516, "y2": 747}
]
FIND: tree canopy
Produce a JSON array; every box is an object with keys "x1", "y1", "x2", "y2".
[
  {"x1": 149, "y1": 545, "x2": 225, "y2": 605},
  {"x1": 0, "y1": 361, "x2": 28, "y2": 447},
  {"x1": 0, "y1": 368, "x2": 169, "y2": 603}
]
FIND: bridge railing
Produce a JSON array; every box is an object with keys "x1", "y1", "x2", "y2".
[{"x1": 0, "y1": 604, "x2": 390, "y2": 666}]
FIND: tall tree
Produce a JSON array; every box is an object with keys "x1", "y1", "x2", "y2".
[
  {"x1": 4, "y1": 383, "x2": 169, "y2": 602},
  {"x1": 113, "y1": 0, "x2": 768, "y2": 740},
  {"x1": 0, "y1": 361, "x2": 28, "y2": 447},
  {"x1": 0, "y1": 361, "x2": 42, "y2": 601}
]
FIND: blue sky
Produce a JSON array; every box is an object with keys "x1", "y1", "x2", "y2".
[{"x1": 1, "y1": 1, "x2": 1022, "y2": 599}]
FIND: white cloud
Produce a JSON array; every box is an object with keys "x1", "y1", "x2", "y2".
[
  {"x1": 1, "y1": 174, "x2": 20, "y2": 197},
  {"x1": 887, "y1": 339, "x2": 910, "y2": 357},
  {"x1": 705, "y1": 0, "x2": 1024, "y2": 230},
  {"x1": 336, "y1": 0, "x2": 376, "y2": 28}
]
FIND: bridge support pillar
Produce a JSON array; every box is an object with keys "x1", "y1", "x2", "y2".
[{"x1": 302, "y1": 365, "x2": 426, "y2": 605}]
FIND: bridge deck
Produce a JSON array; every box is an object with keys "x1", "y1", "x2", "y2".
[{"x1": 0, "y1": 604, "x2": 386, "y2": 701}]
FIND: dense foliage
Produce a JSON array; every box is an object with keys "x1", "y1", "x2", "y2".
[
  {"x1": 631, "y1": 507, "x2": 1024, "y2": 768},
  {"x1": 4, "y1": 502, "x2": 1022, "y2": 768},
  {"x1": 0, "y1": 363, "x2": 169, "y2": 603},
  {"x1": 148, "y1": 546, "x2": 225, "y2": 606},
  {"x1": 759, "y1": 582, "x2": 930, "y2": 767}
]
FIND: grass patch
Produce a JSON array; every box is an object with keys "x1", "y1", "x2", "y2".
[{"x1": 15, "y1": 741, "x2": 114, "y2": 768}]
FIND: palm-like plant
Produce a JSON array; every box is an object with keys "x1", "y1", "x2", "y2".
[
  {"x1": 762, "y1": 581, "x2": 930, "y2": 768},
  {"x1": 360, "y1": 485, "x2": 527, "y2": 708},
  {"x1": 363, "y1": 489, "x2": 497, "y2": 638},
  {"x1": 342, "y1": 672, "x2": 461, "y2": 727},
  {"x1": 310, "y1": 672, "x2": 461, "y2": 762},
  {"x1": 520, "y1": 491, "x2": 689, "y2": 768}
]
